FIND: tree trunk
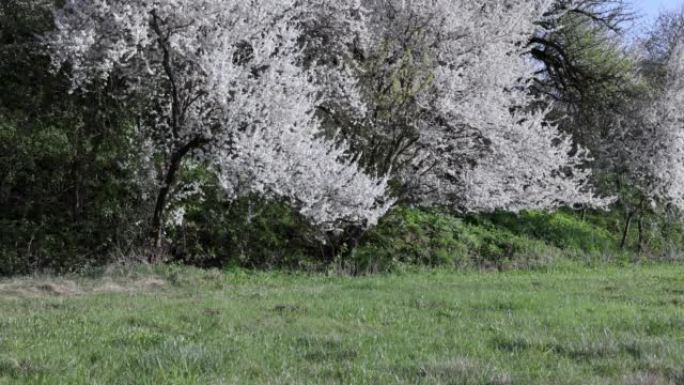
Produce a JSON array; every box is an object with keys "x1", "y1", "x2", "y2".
[
  {"x1": 148, "y1": 136, "x2": 207, "y2": 262},
  {"x1": 70, "y1": 124, "x2": 84, "y2": 222},
  {"x1": 321, "y1": 226, "x2": 366, "y2": 266},
  {"x1": 637, "y1": 215, "x2": 644, "y2": 254},
  {"x1": 665, "y1": 205, "x2": 674, "y2": 255},
  {"x1": 150, "y1": 169, "x2": 176, "y2": 252},
  {"x1": 620, "y1": 210, "x2": 634, "y2": 249}
]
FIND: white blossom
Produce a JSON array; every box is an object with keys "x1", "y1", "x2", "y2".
[
  {"x1": 46, "y1": 0, "x2": 392, "y2": 235},
  {"x1": 46, "y1": 0, "x2": 611, "y2": 241},
  {"x1": 615, "y1": 39, "x2": 684, "y2": 211},
  {"x1": 364, "y1": 0, "x2": 608, "y2": 211}
]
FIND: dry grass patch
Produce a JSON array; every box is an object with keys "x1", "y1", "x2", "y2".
[
  {"x1": 0, "y1": 279, "x2": 80, "y2": 299},
  {"x1": 622, "y1": 372, "x2": 672, "y2": 385},
  {"x1": 0, "y1": 272, "x2": 166, "y2": 300}
]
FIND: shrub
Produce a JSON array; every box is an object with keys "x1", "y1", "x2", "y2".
[
  {"x1": 165, "y1": 168, "x2": 322, "y2": 270},
  {"x1": 352, "y1": 207, "x2": 563, "y2": 273},
  {"x1": 470, "y1": 210, "x2": 618, "y2": 257}
]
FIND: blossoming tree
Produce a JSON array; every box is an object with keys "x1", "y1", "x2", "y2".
[
  {"x1": 322, "y1": 0, "x2": 609, "y2": 211},
  {"x1": 47, "y1": 0, "x2": 612, "y2": 261},
  {"x1": 616, "y1": 40, "x2": 684, "y2": 211},
  {"x1": 47, "y1": 0, "x2": 392, "y2": 251}
]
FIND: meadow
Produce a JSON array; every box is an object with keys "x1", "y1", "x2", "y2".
[{"x1": 1, "y1": 264, "x2": 683, "y2": 385}]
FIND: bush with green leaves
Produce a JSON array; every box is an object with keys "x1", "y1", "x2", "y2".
[
  {"x1": 470, "y1": 210, "x2": 617, "y2": 256},
  {"x1": 350, "y1": 207, "x2": 653, "y2": 274},
  {"x1": 351, "y1": 208, "x2": 554, "y2": 274},
  {"x1": 163, "y1": 166, "x2": 322, "y2": 270},
  {"x1": 0, "y1": 0, "x2": 152, "y2": 275}
]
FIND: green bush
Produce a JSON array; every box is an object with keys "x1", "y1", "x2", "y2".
[
  {"x1": 470, "y1": 210, "x2": 618, "y2": 257},
  {"x1": 351, "y1": 207, "x2": 654, "y2": 274},
  {"x1": 165, "y1": 167, "x2": 323, "y2": 270},
  {"x1": 0, "y1": 118, "x2": 150, "y2": 275},
  {"x1": 352, "y1": 208, "x2": 558, "y2": 273},
  {"x1": 0, "y1": 1, "x2": 151, "y2": 275}
]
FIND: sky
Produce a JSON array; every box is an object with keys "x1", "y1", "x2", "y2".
[{"x1": 632, "y1": 0, "x2": 684, "y2": 21}]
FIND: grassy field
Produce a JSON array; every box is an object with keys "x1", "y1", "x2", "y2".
[{"x1": 0, "y1": 264, "x2": 683, "y2": 385}]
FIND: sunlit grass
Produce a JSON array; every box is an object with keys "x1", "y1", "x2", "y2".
[{"x1": 1, "y1": 264, "x2": 683, "y2": 385}]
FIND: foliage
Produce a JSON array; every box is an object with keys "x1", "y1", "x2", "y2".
[
  {"x1": 354, "y1": 208, "x2": 598, "y2": 273},
  {"x1": 472, "y1": 210, "x2": 617, "y2": 255},
  {"x1": 0, "y1": 119, "x2": 150, "y2": 275},
  {"x1": 530, "y1": 0, "x2": 647, "y2": 208},
  {"x1": 0, "y1": 0, "x2": 152, "y2": 275},
  {"x1": 353, "y1": 206, "x2": 684, "y2": 274},
  {"x1": 640, "y1": 8, "x2": 684, "y2": 87},
  {"x1": 532, "y1": 0, "x2": 640, "y2": 135},
  {"x1": 164, "y1": 167, "x2": 321, "y2": 270}
]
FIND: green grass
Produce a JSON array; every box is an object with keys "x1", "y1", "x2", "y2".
[{"x1": 1, "y1": 264, "x2": 683, "y2": 385}]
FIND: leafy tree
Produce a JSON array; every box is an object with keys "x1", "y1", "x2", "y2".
[
  {"x1": 530, "y1": 0, "x2": 639, "y2": 150},
  {"x1": 0, "y1": 0, "x2": 152, "y2": 274},
  {"x1": 607, "y1": 37, "x2": 684, "y2": 249},
  {"x1": 640, "y1": 7, "x2": 684, "y2": 87}
]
